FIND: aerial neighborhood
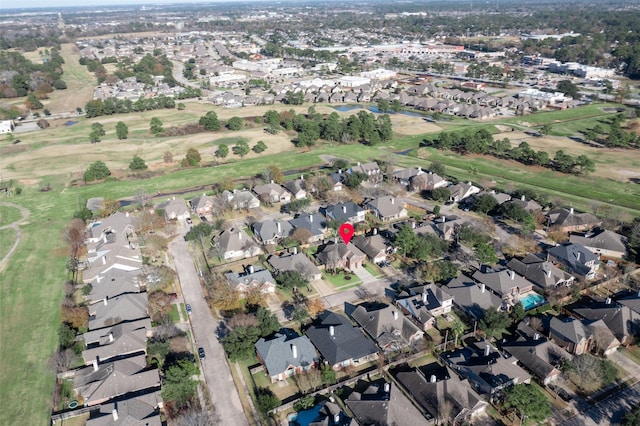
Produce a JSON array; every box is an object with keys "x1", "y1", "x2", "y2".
[{"x1": 1, "y1": 1, "x2": 640, "y2": 426}]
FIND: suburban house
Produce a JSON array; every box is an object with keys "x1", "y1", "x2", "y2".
[
  {"x1": 82, "y1": 318, "x2": 152, "y2": 365},
  {"x1": 444, "y1": 275, "x2": 503, "y2": 319},
  {"x1": 296, "y1": 401, "x2": 349, "y2": 425},
  {"x1": 502, "y1": 325, "x2": 572, "y2": 384},
  {"x1": 327, "y1": 170, "x2": 345, "y2": 191},
  {"x1": 315, "y1": 242, "x2": 366, "y2": 272},
  {"x1": 443, "y1": 342, "x2": 531, "y2": 395},
  {"x1": 0, "y1": 119, "x2": 15, "y2": 133},
  {"x1": 72, "y1": 355, "x2": 160, "y2": 406},
  {"x1": 88, "y1": 293, "x2": 149, "y2": 331},
  {"x1": 85, "y1": 391, "x2": 163, "y2": 426},
  {"x1": 547, "y1": 207, "x2": 602, "y2": 233},
  {"x1": 222, "y1": 189, "x2": 261, "y2": 210},
  {"x1": 253, "y1": 220, "x2": 293, "y2": 245},
  {"x1": 267, "y1": 251, "x2": 322, "y2": 281},
  {"x1": 352, "y1": 233, "x2": 388, "y2": 264},
  {"x1": 324, "y1": 201, "x2": 367, "y2": 224},
  {"x1": 252, "y1": 182, "x2": 292, "y2": 204},
  {"x1": 619, "y1": 293, "x2": 640, "y2": 316},
  {"x1": 255, "y1": 330, "x2": 319, "y2": 382},
  {"x1": 283, "y1": 177, "x2": 307, "y2": 200},
  {"x1": 213, "y1": 227, "x2": 262, "y2": 261},
  {"x1": 305, "y1": 311, "x2": 378, "y2": 370},
  {"x1": 288, "y1": 212, "x2": 327, "y2": 243},
  {"x1": 448, "y1": 182, "x2": 481, "y2": 203},
  {"x1": 225, "y1": 265, "x2": 276, "y2": 295},
  {"x1": 395, "y1": 284, "x2": 454, "y2": 330},
  {"x1": 471, "y1": 269, "x2": 534, "y2": 303},
  {"x1": 549, "y1": 316, "x2": 619, "y2": 355},
  {"x1": 85, "y1": 268, "x2": 143, "y2": 303},
  {"x1": 82, "y1": 235, "x2": 143, "y2": 285},
  {"x1": 155, "y1": 197, "x2": 190, "y2": 223},
  {"x1": 366, "y1": 196, "x2": 408, "y2": 222},
  {"x1": 86, "y1": 212, "x2": 136, "y2": 244},
  {"x1": 547, "y1": 243, "x2": 600, "y2": 280},
  {"x1": 395, "y1": 363, "x2": 487, "y2": 425},
  {"x1": 345, "y1": 381, "x2": 430, "y2": 426},
  {"x1": 569, "y1": 228, "x2": 628, "y2": 259},
  {"x1": 508, "y1": 196, "x2": 542, "y2": 213},
  {"x1": 189, "y1": 194, "x2": 216, "y2": 217},
  {"x1": 432, "y1": 215, "x2": 465, "y2": 241},
  {"x1": 572, "y1": 301, "x2": 640, "y2": 347},
  {"x1": 345, "y1": 302, "x2": 424, "y2": 352},
  {"x1": 506, "y1": 254, "x2": 575, "y2": 291},
  {"x1": 392, "y1": 166, "x2": 425, "y2": 187},
  {"x1": 410, "y1": 171, "x2": 448, "y2": 192},
  {"x1": 348, "y1": 161, "x2": 383, "y2": 184}
]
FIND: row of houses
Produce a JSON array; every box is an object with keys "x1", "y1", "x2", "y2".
[{"x1": 62, "y1": 212, "x2": 163, "y2": 425}]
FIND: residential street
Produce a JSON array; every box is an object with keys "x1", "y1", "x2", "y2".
[
  {"x1": 168, "y1": 232, "x2": 248, "y2": 426},
  {"x1": 561, "y1": 382, "x2": 640, "y2": 426}
]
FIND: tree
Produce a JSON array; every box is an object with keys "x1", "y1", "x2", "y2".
[
  {"x1": 275, "y1": 270, "x2": 308, "y2": 289},
  {"x1": 221, "y1": 325, "x2": 261, "y2": 360},
  {"x1": 26, "y1": 93, "x2": 43, "y2": 109},
  {"x1": 226, "y1": 116, "x2": 243, "y2": 131},
  {"x1": 476, "y1": 242, "x2": 498, "y2": 265},
  {"x1": 623, "y1": 406, "x2": 640, "y2": 426},
  {"x1": 264, "y1": 165, "x2": 284, "y2": 184},
  {"x1": 557, "y1": 80, "x2": 579, "y2": 99},
  {"x1": 565, "y1": 353, "x2": 617, "y2": 392},
  {"x1": 89, "y1": 122, "x2": 105, "y2": 143},
  {"x1": 450, "y1": 320, "x2": 465, "y2": 347},
  {"x1": 255, "y1": 387, "x2": 280, "y2": 415},
  {"x1": 473, "y1": 193, "x2": 498, "y2": 215},
  {"x1": 150, "y1": 117, "x2": 164, "y2": 136},
  {"x1": 479, "y1": 308, "x2": 510, "y2": 339},
  {"x1": 84, "y1": 161, "x2": 111, "y2": 182},
  {"x1": 162, "y1": 360, "x2": 199, "y2": 411},
  {"x1": 511, "y1": 301, "x2": 526, "y2": 322},
  {"x1": 115, "y1": 121, "x2": 128, "y2": 140},
  {"x1": 232, "y1": 140, "x2": 250, "y2": 157},
  {"x1": 256, "y1": 307, "x2": 280, "y2": 337},
  {"x1": 163, "y1": 151, "x2": 173, "y2": 163},
  {"x1": 503, "y1": 384, "x2": 552, "y2": 423},
  {"x1": 253, "y1": 140, "x2": 267, "y2": 154},
  {"x1": 185, "y1": 222, "x2": 213, "y2": 270},
  {"x1": 129, "y1": 155, "x2": 148, "y2": 171},
  {"x1": 428, "y1": 161, "x2": 446, "y2": 176},
  {"x1": 430, "y1": 187, "x2": 451, "y2": 202},
  {"x1": 214, "y1": 144, "x2": 229, "y2": 161},
  {"x1": 306, "y1": 298, "x2": 325, "y2": 318},
  {"x1": 199, "y1": 111, "x2": 221, "y2": 130},
  {"x1": 321, "y1": 365, "x2": 337, "y2": 385},
  {"x1": 344, "y1": 171, "x2": 367, "y2": 189},
  {"x1": 174, "y1": 407, "x2": 220, "y2": 426}
]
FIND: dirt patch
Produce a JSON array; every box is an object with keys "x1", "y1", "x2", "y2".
[{"x1": 42, "y1": 44, "x2": 95, "y2": 114}]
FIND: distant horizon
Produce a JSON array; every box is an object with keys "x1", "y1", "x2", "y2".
[{"x1": 0, "y1": 0, "x2": 275, "y2": 11}]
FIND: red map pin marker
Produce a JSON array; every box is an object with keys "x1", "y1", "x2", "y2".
[{"x1": 339, "y1": 223, "x2": 355, "y2": 245}]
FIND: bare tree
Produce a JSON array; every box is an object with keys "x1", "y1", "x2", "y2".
[
  {"x1": 173, "y1": 405, "x2": 220, "y2": 426},
  {"x1": 529, "y1": 317, "x2": 543, "y2": 332},
  {"x1": 438, "y1": 399, "x2": 454, "y2": 425},
  {"x1": 590, "y1": 325, "x2": 614, "y2": 355}
]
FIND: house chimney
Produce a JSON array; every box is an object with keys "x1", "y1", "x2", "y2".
[
  {"x1": 329, "y1": 325, "x2": 335, "y2": 337},
  {"x1": 384, "y1": 382, "x2": 390, "y2": 393},
  {"x1": 606, "y1": 297, "x2": 612, "y2": 305},
  {"x1": 249, "y1": 265, "x2": 255, "y2": 274},
  {"x1": 342, "y1": 205, "x2": 347, "y2": 214},
  {"x1": 576, "y1": 251, "x2": 580, "y2": 261},
  {"x1": 546, "y1": 269, "x2": 551, "y2": 278},
  {"x1": 92, "y1": 359, "x2": 99, "y2": 372},
  {"x1": 418, "y1": 166, "x2": 422, "y2": 173},
  {"x1": 293, "y1": 247, "x2": 298, "y2": 255},
  {"x1": 103, "y1": 297, "x2": 108, "y2": 306},
  {"x1": 569, "y1": 207, "x2": 574, "y2": 215},
  {"x1": 521, "y1": 195, "x2": 526, "y2": 201},
  {"x1": 238, "y1": 231, "x2": 242, "y2": 240},
  {"x1": 309, "y1": 214, "x2": 313, "y2": 223},
  {"x1": 422, "y1": 291, "x2": 428, "y2": 304},
  {"x1": 357, "y1": 161, "x2": 361, "y2": 166},
  {"x1": 391, "y1": 198, "x2": 395, "y2": 205},
  {"x1": 102, "y1": 255, "x2": 107, "y2": 265},
  {"x1": 481, "y1": 284, "x2": 485, "y2": 293},
  {"x1": 277, "y1": 222, "x2": 282, "y2": 232},
  {"x1": 96, "y1": 275, "x2": 102, "y2": 284},
  {"x1": 270, "y1": 180, "x2": 274, "y2": 184},
  {"x1": 339, "y1": 169, "x2": 342, "y2": 174},
  {"x1": 292, "y1": 344, "x2": 298, "y2": 359},
  {"x1": 125, "y1": 212, "x2": 129, "y2": 217},
  {"x1": 484, "y1": 345, "x2": 491, "y2": 357},
  {"x1": 430, "y1": 374, "x2": 436, "y2": 383},
  {"x1": 393, "y1": 310, "x2": 398, "y2": 320},
  {"x1": 334, "y1": 414, "x2": 340, "y2": 423},
  {"x1": 534, "y1": 333, "x2": 540, "y2": 340},
  {"x1": 109, "y1": 333, "x2": 114, "y2": 343},
  {"x1": 441, "y1": 216, "x2": 446, "y2": 223},
  {"x1": 172, "y1": 196, "x2": 175, "y2": 201},
  {"x1": 509, "y1": 270, "x2": 515, "y2": 280},
  {"x1": 373, "y1": 228, "x2": 378, "y2": 235},
  {"x1": 112, "y1": 409, "x2": 119, "y2": 421},
  {"x1": 411, "y1": 221, "x2": 416, "y2": 229},
  {"x1": 300, "y1": 175, "x2": 304, "y2": 181}
]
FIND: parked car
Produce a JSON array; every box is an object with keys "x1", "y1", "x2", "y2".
[
  {"x1": 200, "y1": 216, "x2": 208, "y2": 222},
  {"x1": 186, "y1": 304, "x2": 192, "y2": 316},
  {"x1": 198, "y1": 347, "x2": 206, "y2": 359}
]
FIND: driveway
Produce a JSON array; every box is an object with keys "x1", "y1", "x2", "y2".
[{"x1": 169, "y1": 233, "x2": 248, "y2": 426}]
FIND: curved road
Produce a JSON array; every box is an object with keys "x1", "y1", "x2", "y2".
[
  {"x1": 0, "y1": 202, "x2": 30, "y2": 270},
  {"x1": 168, "y1": 230, "x2": 248, "y2": 426}
]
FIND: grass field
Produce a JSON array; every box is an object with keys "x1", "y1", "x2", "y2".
[
  {"x1": 0, "y1": 228, "x2": 17, "y2": 261},
  {"x1": 0, "y1": 204, "x2": 23, "y2": 226}
]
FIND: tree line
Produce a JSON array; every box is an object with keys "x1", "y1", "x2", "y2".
[
  {"x1": 0, "y1": 49, "x2": 66, "y2": 99},
  {"x1": 422, "y1": 129, "x2": 596, "y2": 175},
  {"x1": 83, "y1": 90, "x2": 198, "y2": 118}
]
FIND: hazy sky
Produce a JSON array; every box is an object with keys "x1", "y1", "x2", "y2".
[{"x1": 1, "y1": 0, "x2": 231, "y2": 10}]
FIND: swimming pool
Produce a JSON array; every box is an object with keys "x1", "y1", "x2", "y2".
[
  {"x1": 519, "y1": 292, "x2": 546, "y2": 311},
  {"x1": 288, "y1": 405, "x2": 322, "y2": 426}
]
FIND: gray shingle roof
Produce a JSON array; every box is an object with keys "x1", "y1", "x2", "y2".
[
  {"x1": 324, "y1": 201, "x2": 366, "y2": 223},
  {"x1": 352, "y1": 235, "x2": 387, "y2": 261},
  {"x1": 572, "y1": 302, "x2": 640, "y2": 343},
  {"x1": 502, "y1": 337, "x2": 571, "y2": 381},
  {"x1": 88, "y1": 293, "x2": 149, "y2": 331},
  {"x1": 267, "y1": 253, "x2": 321, "y2": 280},
  {"x1": 253, "y1": 220, "x2": 293, "y2": 243},
  {"x1": 255, "y1": 330, "x2": 318, "y2": 377},
  {"x1": 444, "y1": 275, "x2": 502, "y2": 318},
  {"x1": 305, "y1": 311, "x2": 378, "y2": 366},
  {"x1": 225, "y1": 266, "x2": 275, "y2": 290},
  {"x1": 82, "y1": 318, "x2": 151, "y2": 364},
  {"x1": 348, "y1": 303, "x2": 423, "y2": 349},
  {"x1": 346, "y1": 382, "x2": 430, "y2": 426},
  {"x1": 366, "y1": 196, "x2": 404, "y2": 218},
  {"x1": 547, "y1": 243, "x2": 599, "y2": 277},
  {"x1": 86, "y1": 391, "x2": 162, "y2": 426},
  {"x1": 507, "y1": 255, "x2": 574, "y2": 290},
  {"x1": 547, "y1": 208, "x2": 601, "y2": 228},
  {"x1": 569, "y1": 228, "x2": 627, "y2": 255},
  {"x1": 289, "y1": 212, "x2": 327, "y2": 237},
  {"x1": 471, "y1": 268, "x2": 533, "y2": 297}
]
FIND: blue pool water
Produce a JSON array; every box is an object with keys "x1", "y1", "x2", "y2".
[
  {"x1": 289, "y1": 405, "x2": 322, "y2": 426},
  {"x1": 520, "y1": 292, "x2": 546, "y2": 310}
]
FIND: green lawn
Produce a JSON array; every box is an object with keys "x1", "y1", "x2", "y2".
[
  {"x1": 363, "y1": 262, "x2": 384, "y2": 278},
  {"x1": 322, "y1": 271, "x2": 362, "y2": 289},
  {"x1": 0, "y1": 204, "x2": 23, "y2": 226},
  {"x1": 168, "y1": 304, "x2": 181, "y2": 323},
  {"x1": 0, "y1": 227, "x2": 17, "y2": 261}
]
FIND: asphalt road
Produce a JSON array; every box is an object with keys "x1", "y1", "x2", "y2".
[
  {"x1": 169, "y1": 232, "x2": 248, "y2": 426},
  {"x1": 561, "y1": 382, "x2": 640, "y2": 426}
]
